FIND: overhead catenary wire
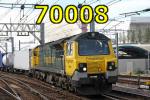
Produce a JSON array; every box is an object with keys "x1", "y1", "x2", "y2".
[
  {"x1": 0, "y1": 2, "x2": 36, "y2": 6},
  {"x1": 45, "y1": 0, "x2": 89, "y2": 32},
  {"x1": 53, "y1": 0, "x2": 60, "y2": 5},
  {"x1": 0, "y1": 0, "x2": 43, "y2": 22},
  {"x1": 22, "y1": 0, "x2": 124, "y2": 38},
  {"x1": 46, "y1": 0, "x2": 122, "y2": 34},
  {"x1": 26, "y1": 0, "x2": 59, "y2": 23},
  {"x1": 86, "y1": 0, "x2": 96, "y2": 4},
  {"x1": 45, "y1": 0, "x2": 102, "y2": 35},
  {"x1": 21, "y1": 0, "x2": 44, "y2": 22},
  {"x1": 107, "y1": 0, "x2": 122, "y2": 6},
  {"x1": 120, "y1": 8, "x2": 150, "y2": 17},
  {"x1": 102, "y1": 18, "x2": 124, "y2": 29},
  {"x1": 0, "y1": 0, "x2": 22, "y2": 21},
  {"x1": 20, "y1": 0, "x2": 45, "y2": 23},
  {"x1": 46, "y1": 27, "x2": 80, "y2": 40},
  {"x1": 89, "y1": 0, "x2": 101, "y2": 5}
]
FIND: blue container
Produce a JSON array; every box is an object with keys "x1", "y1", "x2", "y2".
[{"x1": 0, "y1": 51, "x2": 3, "y2": 67}]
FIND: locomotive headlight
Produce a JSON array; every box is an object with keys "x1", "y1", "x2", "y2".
[
  {"x1": 79, "y1": 63, "x2": 87, "y2": 72},
  {"x1": 108, "y1": 66, "x2": 113, "y2": 70},
  {"x1": 83, "y1": 67, "x2": 87, "y2": 72},
  {"x1": 107, "y1": 62, "x2": 115, "y2": 71}
]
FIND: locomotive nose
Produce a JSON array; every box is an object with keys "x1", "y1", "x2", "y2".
[{"x1": 86, "y1": 57, "x2": 105, "y2": 74}]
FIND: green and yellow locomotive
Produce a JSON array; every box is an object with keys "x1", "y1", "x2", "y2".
[{"x1": 31, "y1": 32, "x2": 117, "y2": 95}]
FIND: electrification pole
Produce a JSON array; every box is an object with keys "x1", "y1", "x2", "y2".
[
  {"x1": 19, "y1": 40, "x2": 21, "y2": 51},
  {"x1": 148, "y1": 51, "x2": 150, "y2": 74},
  {"x1": 115, "y1": 25, "x2": 119, "y2": 75},
  {"x1": 10, "y1": 37, "x2": 14, "y2": 53},
  {"x1": 40, "y1": 23, "x2": 45, "y2": 45},
  {"x1": 5, "y1": 43, "x2": 7, "y2": 53}
]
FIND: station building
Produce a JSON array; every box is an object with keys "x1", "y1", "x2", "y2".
[{"x1": 128, "y1": 17, "x2": 150, "y2": 44}]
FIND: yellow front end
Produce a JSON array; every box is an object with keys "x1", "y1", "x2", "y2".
[
  {"x1": 65, "y1": 41, "x2": 117, "y2": 76},
  {"x1": 31, "y1": 47, "x2": 40, "y2": 68},
  {"x1": 64, "y1": 38, "x2": 117, "y2": 95}
]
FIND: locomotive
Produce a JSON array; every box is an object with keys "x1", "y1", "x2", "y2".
[{"x1": 30, "y1": 32, "x2": 118, "y2": 95}]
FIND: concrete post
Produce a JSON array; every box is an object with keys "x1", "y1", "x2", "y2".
[
  {"x1": 40, "y1": 23, "x2": 45, "y2": 45},
  {"x1": 10, "y1": 37, "x2": 14, "y2": 53}
]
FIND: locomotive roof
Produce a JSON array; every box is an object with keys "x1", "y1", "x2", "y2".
[
  {"x1": 35, "y1": 32, "x2": 110, "y2": 48},
  {"x1": 48, "y1": 32, "x2": 109, "y2": 44}
]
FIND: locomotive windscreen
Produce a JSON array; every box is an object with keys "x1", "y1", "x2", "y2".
[{"x1": 78, "y1": 39, "x2": 109, "y2": 56}]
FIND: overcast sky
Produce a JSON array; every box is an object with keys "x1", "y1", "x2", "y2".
[{"x1": 0, "y1": 0, "x2": 150, "y2": 52}]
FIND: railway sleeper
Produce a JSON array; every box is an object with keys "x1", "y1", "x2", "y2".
[{"x1": 0, "y1": 69, "x2": 112, "y2": 95}]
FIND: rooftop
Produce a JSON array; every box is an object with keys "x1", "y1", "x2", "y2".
[{"x1": 131, "y1": 17, "x2": 150, "y2": 23}]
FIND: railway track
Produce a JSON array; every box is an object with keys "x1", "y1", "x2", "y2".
[
  {"x1": 101, "y1": 89, "x2": 150, "y2": 100},
  {"x1": 0, "y1": 74, "x2": 49, "y2": 100},
  {"x1": 87, "y1": 90, "x2": 142, "y2": 100},
  {"x1": 102, "y1": 93, "x2": 129, "y2": 100},
  {"x1": 0, "y1": 78, "x2": 21, "y2": 100},
  {"x1": 0, "y1": 72, "x2": 86, "y2": 100},
  {"x1": 118, "y1": 75, "x2": 150, "y2": 80},
  {"x1": 118, "y1": 75, "x2": 150, "y2": 88},
  {"x1": 118, "y1": 75, "x2": 150, "y2": 83},
  {"x1": 1, "y1": 72, "x2": 150, "y2": 100}
]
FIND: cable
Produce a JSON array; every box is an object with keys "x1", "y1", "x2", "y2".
[
  {"x1": 20, "y1": 0, "x2": 45, "y2": 23},
  {"x1": 25, "y1": 0, "x2": 58, "y2": 23},
  {"x1": 53, "y1": 0, "x2": 59, "y2": 5},
  {"x1": 46, "y1": 27, "x2": 80, "y2": 39},
  {"x1": 120, "y1": 8, "x2": 150, "y2": 17},
  {"x1": 106, "y1": 0, "x2": 117, "y2": 5},
  {"x1": 0, "y1": 2, "x2": 36, "y2": 6},
  {"x1": 45, "y1": 23, "x2": 71, "y2": 33},
  {"x1": 107, "y1": 0, "x2": 122, "y2": 6},
  {"x1": 0, "y1": 0, "x2": 22, "y2": 21},
  {"x1": 86, "y1": 0, "x2": 95, "y2": 4},
  {"x1": 102, "y1": 21, "x2": 112, "y2": 29},
  {"x1": 89, "y1": 0, "x2": 100, "y2": 5}
]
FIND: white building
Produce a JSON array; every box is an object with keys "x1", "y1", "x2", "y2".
[{"x1": 129, "y1": 17, "x2": 150, "y2": 43}]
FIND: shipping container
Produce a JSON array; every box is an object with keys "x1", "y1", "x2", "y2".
[
  {"x1": 0, "y1": 51, "x2": 3, "y2": 67},
  {"x1": 2, "y1": 53, "x2": 14, "y2": 67},
  {"x1": 14, "y1": 50, "x2": 31, "y2": 70}
]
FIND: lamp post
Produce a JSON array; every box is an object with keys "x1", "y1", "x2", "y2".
[{"x1": 78, "y1": 4, "x2": 95, "y2": 32}]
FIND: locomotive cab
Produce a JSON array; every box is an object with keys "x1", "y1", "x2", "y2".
[{"x1": 64, "y1": 32, "x2": 117, "y2": 95}]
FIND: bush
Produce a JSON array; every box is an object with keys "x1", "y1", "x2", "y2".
[{"x1": 135, "y1": 70, "x2": 145, "y2": 75}]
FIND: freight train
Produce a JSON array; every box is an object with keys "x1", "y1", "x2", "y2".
[{"x1": 0, "y1": 32, "x2": 118, "y2": 95}]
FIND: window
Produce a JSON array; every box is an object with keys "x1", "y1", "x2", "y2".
[
  {"x1": 118, "y1": 47, "x2": 147, "y2": 59},
  {"x1": 78, "y1": 39, "x2": 109, "y2": 56},
  {"x1": 34, "y1": 51, "x2": 37, "y2": 56},
  {"x1": 66, "y1": 42, "x2": 73, "y2": 55}
]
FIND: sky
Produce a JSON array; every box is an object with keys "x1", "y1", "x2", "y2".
[{"x1": 0, "y1": 0, "x2": 150, "y2": 52}]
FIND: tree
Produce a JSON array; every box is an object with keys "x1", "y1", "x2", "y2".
[
  {"x1": 130, "y1": 30, "x2": 135, "y2": 43},
  {"x1": 137, "y1": 29, "x2": 142, "y2": 43},
  {"x1": 145, "y1": 27, "x2": 150, "y2": 43},
  {"x1": 127, "y1": 30, "x2": 130, "y2": 43},
  {"x1": 122, "y1": 31, "x2": 126, "y2": 44}
]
